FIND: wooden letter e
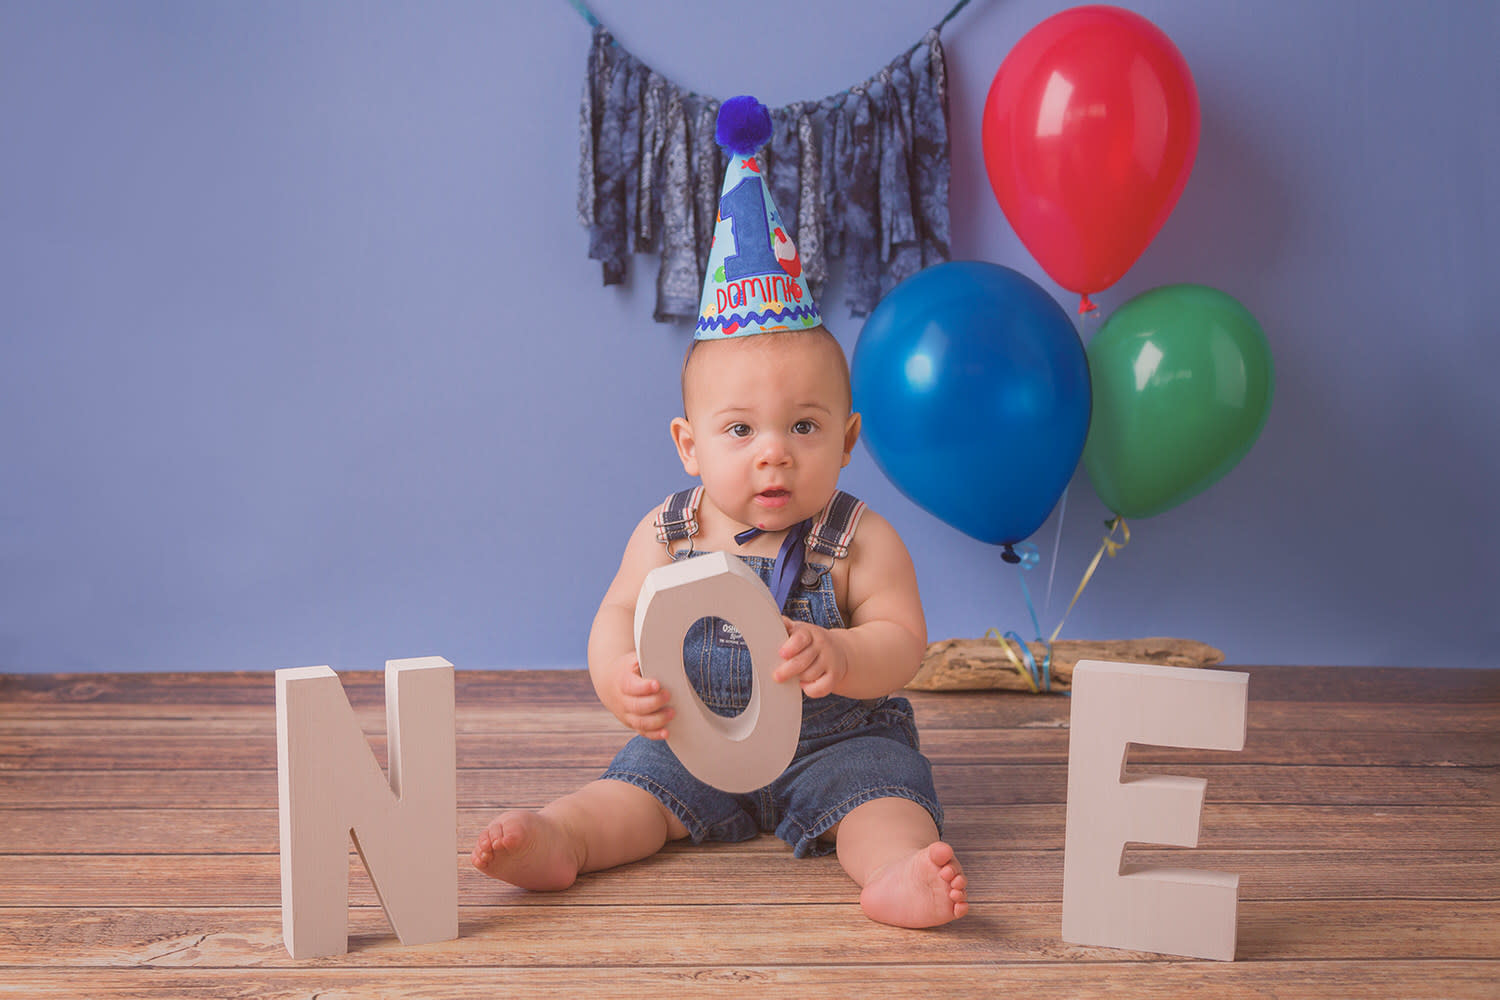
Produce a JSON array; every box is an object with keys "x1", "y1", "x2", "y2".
[
  {"x1": 275, "y1": 657, "x2": 457, "y2": 959},
  {"x1": 1061, "y1": 660, "x2": 1249, "y2": 961}
]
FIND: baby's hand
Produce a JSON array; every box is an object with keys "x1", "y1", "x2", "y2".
[
  {"x1": 774, "y1": 618, "x2": 849, "y2": 698},
  {"x1": 613, "y1": 651, "x2": 673, "y2": 740}
]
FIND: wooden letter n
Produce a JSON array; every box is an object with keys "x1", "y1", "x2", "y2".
[
  {"x1": 275, "y1": 656, "x2": 457, "y2": 959},
  {"x1": 1062, "y1": 660, "x2": 1249, "y2": 961}
]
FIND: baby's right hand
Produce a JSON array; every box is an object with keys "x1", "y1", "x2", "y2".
[{"x1": 613, "y1": 651, "x2": 673, "y2": 741}]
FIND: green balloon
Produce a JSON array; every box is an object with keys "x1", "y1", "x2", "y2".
[{"x1": 1083, "y1": 284, "x2": 1274, "y2": 519}]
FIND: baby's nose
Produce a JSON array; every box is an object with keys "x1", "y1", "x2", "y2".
[{"x1": 756, "y1": 434, "x2": 792, "y2": 464}]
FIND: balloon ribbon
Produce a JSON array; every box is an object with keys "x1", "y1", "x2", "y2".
[
  {"x1": 1049, "y1": 516, "x2": 1130, "y2": 644},
  {"x1": 986, "y1": 542, "x2": 1052, "y2": 693},
  {"x1": 990, "y1": 517, "x2": 1131, "y2": 694}
]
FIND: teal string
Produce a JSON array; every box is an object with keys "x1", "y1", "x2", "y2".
[
  {"x1": 567, "y1": 0, "x2": 601, "y2": 28},
  {"x1": 569, "y1": 0, "x2": 974, "y2": 55},
  {"x1": 1009, "y1": 542, "x2": 1055, "y2": 693},
  {"x1": 1044, "y1": 484, "x2": 1068, "y2": 614},
  {"x1": 937, "y1": 0, "x2": 973, "y2": 29},
  {"x1": 570, "y1": 0, "x2": 977, "y2": 108},
  {"x1": 571, "y1": 0, "x2": 972, "y2": 32},
  {"x1": 821, "y1": 0, "x2": 977, "y2": 114}
]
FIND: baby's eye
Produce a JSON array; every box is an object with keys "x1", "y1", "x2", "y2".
[
  {"x1": 791, "y1": 419, "x2": 818, "y2": 435},
  {"x1": 728, "y1": 423, "x2": 753, "y2": 438}
]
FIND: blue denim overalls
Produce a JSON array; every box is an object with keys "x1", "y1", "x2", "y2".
[{"x1": 600, "y1": 488, "x2": 943, "y2": 857}]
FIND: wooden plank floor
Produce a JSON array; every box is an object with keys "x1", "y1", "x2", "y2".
[{"x1": 1, "y1": 665, "x2": 1496, "y2": 999}]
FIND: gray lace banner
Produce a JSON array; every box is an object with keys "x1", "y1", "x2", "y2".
[{"x1": 578, "y1": 25, "x2": 952, "y2": 323}]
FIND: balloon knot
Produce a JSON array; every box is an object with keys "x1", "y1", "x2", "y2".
[
  {"x1": 1078, "y1": 294, "x2": 1098, "y2": 316},
  {"x1": 1001, "y1": 543, "x2": 1021, "y2": 565}
]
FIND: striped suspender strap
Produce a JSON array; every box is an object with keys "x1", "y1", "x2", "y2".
[
  {"x1": 805, "y1": 490, "x2": 867, "y2": 561},
  {"x1": 653, "y1": 486, "x2": 704, "y2": 549},
  {"x1": 653, "y1": 487, "x2": 863, "y2": 578}
]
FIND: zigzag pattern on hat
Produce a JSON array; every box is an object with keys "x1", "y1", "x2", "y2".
[{"x1": 695, "y1": 303, "x2": 821, "y2": 336}]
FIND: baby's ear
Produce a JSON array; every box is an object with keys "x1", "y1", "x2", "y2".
[
  {"x1": 841, "y1": 412, "x2": 862, "y2": 467},
  {"x1": 670, "y1": 417, "x2": 700, "y2": 476}
]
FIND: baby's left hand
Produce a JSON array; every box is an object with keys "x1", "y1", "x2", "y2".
[{"x1": 774, "y1": 618, "x2": 849, "y2": 698}]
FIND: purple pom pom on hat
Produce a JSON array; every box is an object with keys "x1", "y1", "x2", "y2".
[{"x1": 715, "y1": 95, "x2": 774, "y2": 155}]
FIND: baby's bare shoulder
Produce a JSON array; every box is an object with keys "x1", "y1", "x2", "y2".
[
  {"x1": 843, "y1": 506, "x2": 920, "y2": 613},
  {"x1": 598, "y1": 507, "x2": 674, "y2": 611},
  {"x1": 849, "y1": 506, "x2": 910, "y2": 561},
  {"x1": 623, "y1": 505, "x2": 674, "y2": 565}
]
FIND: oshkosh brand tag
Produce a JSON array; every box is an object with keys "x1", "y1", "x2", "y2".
[{"x1": 713, "y1": 619, "x2": 748, "y2": 651}]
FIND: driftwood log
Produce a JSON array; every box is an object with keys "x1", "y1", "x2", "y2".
[{"x1": 906, "y1": 637, "x2": 1225, "y2": 693}]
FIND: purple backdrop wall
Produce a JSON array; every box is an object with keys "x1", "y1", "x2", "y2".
[{"x1": 2, "y1": 1, "x2": 1496, "y2": 672}]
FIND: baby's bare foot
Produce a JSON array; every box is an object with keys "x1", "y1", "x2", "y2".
[
  {"x1": 470, "y1": 811, "x2": 581, "y2": 891},
  {"x1": 859, "y1": 841, "x2": 969, "y2": 928}
]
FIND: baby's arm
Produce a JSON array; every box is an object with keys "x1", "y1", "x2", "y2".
[
  {"x1": 774, "y1": 508, "x2": 927, "y2": 700},
  {"x1": 587, "y1": 510, "x2": 677, "y2": 739}
]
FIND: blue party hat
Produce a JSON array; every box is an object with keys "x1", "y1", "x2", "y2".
[{"x1": 695, "y1": 96, "x2": 823, "y2": 339}]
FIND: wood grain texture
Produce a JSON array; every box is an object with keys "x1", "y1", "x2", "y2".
[
  {"x1": 5, "y1": 725, "x2": 1493, "y2": 770},
  {"x1": 1, "y1": 665, "x2": 1495, "y2": 998},
  {"x1": 1, "y1": 901, "x2": 1496, "y2": 968},
  {"x1": 2, "y1": 964, "x2": 1498, "y2": 1000},
  {"x1": 5, "y1": 762, "x2": 1491, "y2": 809},
  {"x1": 5, "y1": 803, "x2": 1493, "y2": 854}
]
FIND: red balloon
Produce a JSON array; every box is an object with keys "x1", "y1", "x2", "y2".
[{"x1": 982, "y1": 5, "x2": 1200, "y2": 304}]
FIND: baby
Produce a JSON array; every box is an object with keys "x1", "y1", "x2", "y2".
[{"x1": 472, "y1": 326, "x2": 967, "y2": 928}]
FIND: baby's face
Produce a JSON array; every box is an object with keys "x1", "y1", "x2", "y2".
[{"x1": 674, "y1": 332, "x2": 859, "y2": 535}]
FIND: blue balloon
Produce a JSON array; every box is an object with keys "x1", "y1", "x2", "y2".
[{"x1": 852, "y1": 261, "x2": 1091, "y2": 547}]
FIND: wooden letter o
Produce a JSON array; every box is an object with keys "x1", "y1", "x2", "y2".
[{"x1": 633, "y1": 551, "x2": 800, "y2": 793}]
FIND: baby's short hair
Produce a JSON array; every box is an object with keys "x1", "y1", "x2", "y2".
[{"x1": 680, "y1": 327, "x2": 851, "y2": 415}]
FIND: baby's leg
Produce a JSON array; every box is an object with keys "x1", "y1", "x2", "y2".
[
  {"x1": 832, "y1": 797, "x2": 968, "y2": 928},
  {"x1": 472, "y1": 779, "x2": 688, "y2": 891}
]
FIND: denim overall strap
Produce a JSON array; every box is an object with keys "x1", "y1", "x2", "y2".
[
  {"x1": 654, "y1": 487, "x2": 704, "y2": 557},
  {"x1": 799, "y1": 490, "x2": 867, "y2": 587}
]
